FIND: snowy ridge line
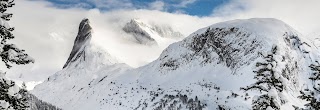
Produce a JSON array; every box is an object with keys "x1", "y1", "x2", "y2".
[
  {"x1": 33, "y1": 18, "x2": 320, "y2": 110},
  {"x1": 123, "y1": 19, "x2": 183, "y2": 45}
]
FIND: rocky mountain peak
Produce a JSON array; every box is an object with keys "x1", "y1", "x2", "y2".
[
  {"x1": 123, "y1": 19, "x2": 157, "y2": 45},
  {"x1": 123, "y1": 19, "x2": 183, "y2": 45},
  {"x1": 63, "y1": 18, "x2": 92, "y2": 69},
  {"x1": 157, "y1": 18, "x2": 310, "y2": 74}
]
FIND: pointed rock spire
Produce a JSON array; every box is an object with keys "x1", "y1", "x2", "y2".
[{"x1": 63, "y1": 18, "x2": 92, "y2": 68}]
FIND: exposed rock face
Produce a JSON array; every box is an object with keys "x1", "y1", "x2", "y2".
[
  {"x1": 123, "y1": 19, "x2": 157, "y2": 45},
  {"x1": 62, "y1": 19, "x2": 119, "y2": 69},
  {"x1": 157, "y1": 18, "x2": 310, "y2": 74},
  {"x1": 123, "y1": 19, "x2": 183, "y2": 45},
  {"x1": 63, "y1": 18, "x2": 92, "y2": 69}
]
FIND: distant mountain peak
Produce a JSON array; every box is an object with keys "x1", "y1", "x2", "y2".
[
  {"x1": 63, "y1": 18, "x2": 119, "y2": 69},
  {"x1": 123, "y1": 19, "x2": 157, "y2": 45},
  {"x1": 130, "y1": 19, "x2": 147, "y2": 27},
  {"x1": 123, "y1": 18, "x2": 183, "y2": 45}
]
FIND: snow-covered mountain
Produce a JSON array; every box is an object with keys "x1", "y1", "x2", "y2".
[
  {"x1": 63, "y1": 18, "x2": 122, "y2": 70},
  {"x1": 32, "y1": 19, "x2": 131, "y2": 109},
  {"x1": 123, "y1": 19, "x2": 183, "y2": 45},
  {"x1": 32, "y1": 18, "x2": 319, "y2": 110}
]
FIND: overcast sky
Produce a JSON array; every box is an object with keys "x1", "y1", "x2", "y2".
[{"x1": 4, "y1": 0, "x2": 320, "y2": 85}]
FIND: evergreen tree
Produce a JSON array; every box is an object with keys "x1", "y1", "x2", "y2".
[
  {"x1": 0, "y1": 0, "x2": 33, "y2": 69},
  {"x1": 17, "y1": 82, "x2": 28, "y2": 109},
  {"x1": 0, "y1": 0, "x2": 34, "y2": 109},
  {"x1": 26, "y1": 87, "x2": 62, "y2": 110},
  {"x1": 298, "y1": 63, "x2": 320, "y2": 109},
  {"x1": 241, "y1": 46, "x2": 286, "y2": 110}
]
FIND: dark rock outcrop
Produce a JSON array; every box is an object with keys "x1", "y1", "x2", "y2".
[{"x1": 63, "y1": 18, "x2": 92, "y2": 69}]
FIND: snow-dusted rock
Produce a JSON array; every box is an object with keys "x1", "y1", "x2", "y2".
[
  {"x1": 63, "y1": 18, "x2": 120, "y2": 70},
  {"x1": 123, "y1": 19, "x2": 183, "y2": 45}
]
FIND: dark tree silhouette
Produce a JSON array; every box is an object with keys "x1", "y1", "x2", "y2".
[
  {"x1": 298, "y1": 62, "x2": 320, "y2": 110},
  {"x1": 241, "y1": 46, "x2": 286, "y2": 110},
  {"x1": 0, "y1": 0, "x2": 34, "y2": 109}
]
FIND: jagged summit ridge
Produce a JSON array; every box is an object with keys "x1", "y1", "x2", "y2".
[
  {"x1": 123, "y1": 19, "x2": 157, "y2": 45},
  {"x1": 123, "y1": 19, "x2": 183, "y2": 45}
]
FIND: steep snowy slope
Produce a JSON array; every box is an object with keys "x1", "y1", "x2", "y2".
[
  {"x1": 32, "y1": 19, "x2": 132, "y2": 109},
  {"x1": 33, "y1": 18, "x2": 319, "y2": 110},
  {"x1": 123, "y1": 19, "x2": 183, "y2": 45}
]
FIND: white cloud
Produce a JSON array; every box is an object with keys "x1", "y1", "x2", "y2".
[
  {"x1": 173, "y1": 0, "x2": 197, "y2": 8},
  {"x1": 148, "y1": 1, "x2": 165, "y2": 11},
  {"x1": 6, "y1": 0, "x2": 88, "y2": 81},
  {"x1": 211, "y1": 0, "x2": 320, "y2": 35}
]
